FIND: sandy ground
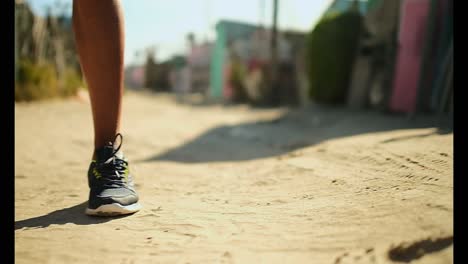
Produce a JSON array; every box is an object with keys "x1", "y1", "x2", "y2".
[{"x1": 15, "y1": 91, "x2": 453, "y2": 264}]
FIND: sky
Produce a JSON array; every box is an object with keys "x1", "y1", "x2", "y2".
[{"x1": 27, "y1": 0, "x2": 336, "y2": 66}]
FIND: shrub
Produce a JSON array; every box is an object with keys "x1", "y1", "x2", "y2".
[
  {"x1": 15, "y1": 59, "x2": 84, "y2": 101},
  {"x1": 15, "y1": 60, "x2": 58, "y2": 101},
  {"x1": 306, "y1": 10, "x2": 363, "y2": 104},
  {"x1": 60, "y1": 67, "x2": 83, "y2": 97}
]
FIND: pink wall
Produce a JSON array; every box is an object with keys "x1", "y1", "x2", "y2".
[{"x1": 390, "y1": 0, "x2": 431, "y2": 113}]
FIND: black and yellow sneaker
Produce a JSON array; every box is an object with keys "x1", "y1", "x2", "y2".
[{"x1": 85, "y1": 133, "x2": 141, "y2": 216}]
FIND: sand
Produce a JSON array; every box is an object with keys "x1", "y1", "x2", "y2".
[{"x1": 15, "y1": 91, "x2": 453, "y2": 264}]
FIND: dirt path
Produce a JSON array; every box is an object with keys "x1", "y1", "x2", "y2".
[{"x1": 15, "y1": 91, "x2": 453, "y2": 264}]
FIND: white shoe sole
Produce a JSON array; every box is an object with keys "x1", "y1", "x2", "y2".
[{"x1": 85, "y1": 202, "x2": 142, "y2": 216}]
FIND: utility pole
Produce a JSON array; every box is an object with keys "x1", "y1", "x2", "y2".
[
  {"x1": 259, "y1": 0, "x2": 265, "y2": 27},
  {"x1": 15, "y1": 2, "x2": 18, "y2": 82},
  {"x1": 270, "y1": 0, "x2": 279, "y2": 104}
]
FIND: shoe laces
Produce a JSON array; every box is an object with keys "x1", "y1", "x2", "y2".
[{"x1": 94, "y1": 133, "x2": 129, "y2": 188}]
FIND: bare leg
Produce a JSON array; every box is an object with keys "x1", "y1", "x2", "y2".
[{"x1": 72, "y1": 0, "x2": 125, "y2": 151}]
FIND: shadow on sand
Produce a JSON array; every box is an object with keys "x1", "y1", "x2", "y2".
[
  {"x1": 15, "y1": 202, "x2": 129, "y2": 230},
  {"x1": 143, "y1": 105, "x2": 452, "y2": 164}
]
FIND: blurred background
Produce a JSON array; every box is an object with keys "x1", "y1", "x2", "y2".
[{"x1": 15, "y1": 0, "x2": 453, "y2": 115}]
